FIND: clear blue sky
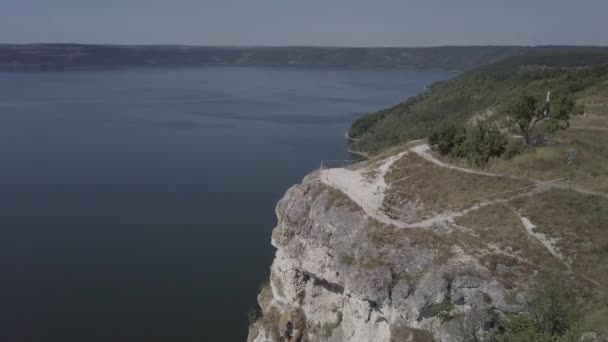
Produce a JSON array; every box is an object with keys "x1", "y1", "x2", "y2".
[{"x1": 1, "y1": 0, "x2": 607, "y2": 46}]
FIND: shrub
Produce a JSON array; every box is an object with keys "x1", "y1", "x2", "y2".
[
  {"x1": 428, "y1": 120, "x2": 507, "y2": 167},
  {"x1": 572, "y1": 102, "x2": 585, "y2": 116},
  {"x1": 526, "y1": 274, "x2": 582, "y2": 337},
  {"x1": 504, "y1": 140, "x2": 524, "y2": 160},
  {"x1": 429, "y1": 123, "x2": 467, "y2": 155},
  {"x1": 432, "y1": 300, "x2": 455, "y2": 322},
  {"x1": 493, "y1": 274, "x2": 584, "y2": 341},
  {"x1": 247, "y1": 307, "x2": 259, "y2": 325},
  {"x1": 460, "y1": 121, "x2": 507, "y2": 167},
  {"x1": 451, "y1": 127, "x2": 469, "y2": 158}
]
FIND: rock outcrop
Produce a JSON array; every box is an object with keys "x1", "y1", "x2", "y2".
[{"x1": 248, "y1": 171, "x2": 532, "y2": 342}]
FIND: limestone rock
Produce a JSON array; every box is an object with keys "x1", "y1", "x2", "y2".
[{"x1": 249, "y1": 174, "x2": 532, "y2": 341}]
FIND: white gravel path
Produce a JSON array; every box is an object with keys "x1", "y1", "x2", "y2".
[
  {"x1": 410, "y1": 144, "x2": 499, "y2": 177},
  {"x1": 517, "y1": 215, "x2": 565, "y2": 262},
  {"x1": 319, "y1": 151, "x2": 408, "y2": 227},
  {"x1": 320, "y1": 141, "x2": 603, "y2": 230}
]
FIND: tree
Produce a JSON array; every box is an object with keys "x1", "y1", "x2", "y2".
[
  {"x1": 428, "y1": 121, "x2": 506, "y2": 167},
  {"x1": 429, "y1": 123, "x2": 466, "y2": 155},
  {"x1": 507, "y1": 93, "x2": 575, "y2": 144},
  {"x1": 460, "y1": 120, "x2": 507, "y2": 167}
]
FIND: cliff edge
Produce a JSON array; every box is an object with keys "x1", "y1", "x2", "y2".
[{"x1": 248, "y1": 142, "x2": 607, "y2": 341}]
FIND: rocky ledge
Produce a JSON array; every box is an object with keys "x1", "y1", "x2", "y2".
[{"x1": 247, "y1": 171, "x2": 537, "y2": 342}]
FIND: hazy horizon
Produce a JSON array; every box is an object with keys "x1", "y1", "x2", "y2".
[
  {"x1": 2, "y1": 0, "x2": 608, "y2": 47},
  {"x1": 3, "y1": 43, "x2": 608, "y2": 48}
]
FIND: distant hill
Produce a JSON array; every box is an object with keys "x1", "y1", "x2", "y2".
[{"x1": 0, "y1": 44, "x2": 526, "y2": 71}]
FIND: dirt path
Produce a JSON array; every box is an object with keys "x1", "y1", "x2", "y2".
[
  {"x1": 411, "y1": 143, "x2": 607, "y2": 199},
  {"x1": 319, "y1": 151, "x2": 409, "y2": 228},
  {"x1": 320, "y1": 142, "x2": 606, "y2": 229},
  {"x1": 515, "y1": 213, "x2": 566, "y2": 263},
  {"x1": 319, "y1": 148, "x2": 539, "y2": 229},
  {"x1": 410, "y1": 144, "x2": 499, "y2": 177}
]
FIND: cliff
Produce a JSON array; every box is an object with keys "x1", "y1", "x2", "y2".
[
  {"x1": 249, "y1": 177, "x2": 514, "y2": 341},
  {"x1": 248, "y1": 134, "x2": 608, "y2": 340}
]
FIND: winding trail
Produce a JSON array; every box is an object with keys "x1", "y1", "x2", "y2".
[
  {"x1": 319, "y1": 151, "x2": 409, "y2": 228},
  {"x1": 319, "y1": 140, "x2": 607, "y2": 290},
  {"x1": 410, "y1": 144, "x2": 498, "y2": 177},
  {"x1": 320, "y1": 141, "x2": 606, "y2": 229}
]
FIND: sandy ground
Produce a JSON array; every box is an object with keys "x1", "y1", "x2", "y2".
[{"x1": 319, "y1": 151, "x2": 409, "y2": 227}]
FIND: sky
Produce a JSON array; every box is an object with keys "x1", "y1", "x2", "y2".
[{"x1": 1, "y1": 0, "x2": 607, "y2": 47}]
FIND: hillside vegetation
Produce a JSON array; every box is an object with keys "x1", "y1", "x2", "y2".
[{"x1": 349, "y1": 47, "x2": 608, "y2": 154}]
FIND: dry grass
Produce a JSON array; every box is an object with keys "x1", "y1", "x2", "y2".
[
  {"x1": 478, "y1": 253, "x2": 538, "y2": 290},
  {"x1": 366, "y1": 219, "x2": 454, "y2": 265},
  {"x1": 489, "y1": 128, "x2": 608, "y2": 192},
  {"x1": 390, "y1": 323, "x2": 434, "y2": 342},
  {"x1": 454, "y1": 204, "x2": 564, "y2": 270},
  {"x1": 359, "y1": 253, "x2": 388, "y2": 270},
  {"x1": 443, "y1": 204, "x2": 564, "y2": 290},
  {"x1": 576, "y1": 79, "x2": 608, "y2": 117},
  {"x1": 383, "y1": 153, "x2": 530, "y2": 217},
  {"x1": 512, "y1": 189, "x2": 608, "y2": 289},
  {"x1": 582, "y1": 307, "x2": 608, "y2": 337},
  {"x1": 323, "y1": 184, "x2": 362, "y2": 213},
  {"x1": 570, "y1": 116, "x2": 608, "y2": 130}
]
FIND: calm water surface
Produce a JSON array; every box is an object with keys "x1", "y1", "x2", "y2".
[{"x1": 0, "y1": 67, "x2": 451, "y2": 341}]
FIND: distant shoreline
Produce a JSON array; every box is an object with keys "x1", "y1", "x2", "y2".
[{"x1": 0, "y1": 44, "x2": 528, "y2": 72}]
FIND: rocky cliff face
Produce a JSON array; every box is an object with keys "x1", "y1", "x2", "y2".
[{"x1": 248, "y1": 171, "x2": 532, "y2": 342}]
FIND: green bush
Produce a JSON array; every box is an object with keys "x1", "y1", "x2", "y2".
[
  {"x1": 460, "y1": 121, "x2": 507, "y2": 167},
  {"x1": 429, "y1": 123, "x2": 466, "y2": 155},
  {"x1": 572, "y1": 102, "x2": 586, "y2": 116},
  {"x1": 503, "y1": 140, "x2": 524, "y2": 160},
  {"x1": 431, "y1": 300, "x2": 455, "y2": 322},
  {"x1": 526, "y1": 275, "x2": 582, "y2": 337},
  {"x1": 493, "y1": 274, "x2": 584, "y2": 342},
  {"x1": 429, "y1": 121, "x2": 507, "y2": 167}
]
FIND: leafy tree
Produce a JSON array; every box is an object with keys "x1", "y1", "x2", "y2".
[
  {"x1": 460, "y1": 121, "x2": 507, "y2": 167},
  {"x1": 429, "y1": 123, "x2": 466, "y2": 155},
  {"x1": 506, "y1": 93, "x2": 575, "y2": 144},
  {"x1": 428, "y1": 121, "x2": 506, "y2": 166}
]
